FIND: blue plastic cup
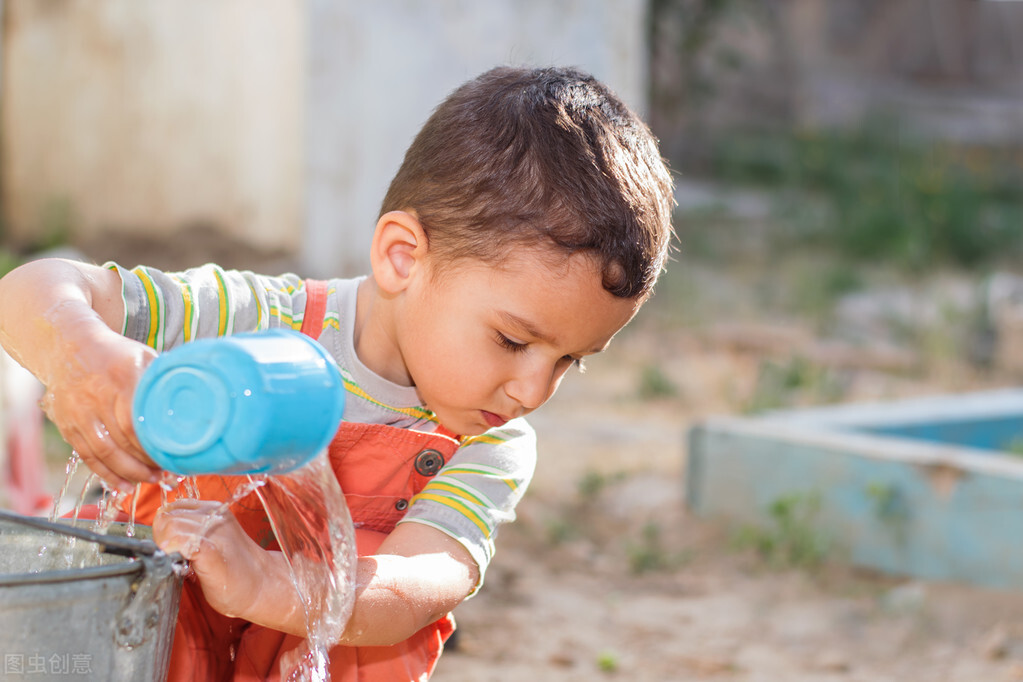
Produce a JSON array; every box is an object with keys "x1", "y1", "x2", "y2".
[{"x1": 132, "y1": 328, "x2": 345, "y2": 475}]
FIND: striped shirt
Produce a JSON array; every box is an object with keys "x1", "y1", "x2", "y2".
[{"x1": 108, "y1": 262, "x2": 536, "y2": 591}]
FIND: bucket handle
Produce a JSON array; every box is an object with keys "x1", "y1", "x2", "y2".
[{"x1": 0, "y1": 509, "x2": 159, "y2": 557}]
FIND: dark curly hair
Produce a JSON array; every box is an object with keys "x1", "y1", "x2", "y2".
[{"x1": 380, "y1": 65, "x2": 675, "y2": 299}]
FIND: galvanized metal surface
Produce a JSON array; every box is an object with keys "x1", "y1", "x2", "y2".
[{"x1": 0, "y1": 519, "x2": 184, "y2": 681}]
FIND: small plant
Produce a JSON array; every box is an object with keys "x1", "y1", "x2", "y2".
[
  {"x1": 733, "y1": 491, "x2": 829, "y2": 569},
  {"x1": 743, "y1": 356, "x2": 845, "y2": 413},
  {"x1": 625, "y1": 521, "x2": 695, "y2": 575},
  {"x1": 637, "y1": 363, "x2": 679, "y2": 400},
  {"x1": 627, "y1": 522, "x2": 668, "y2": 574},
  {"x1": 576, "y1": 470, "x2": 627, "y2": 504},
  {"x1": 865, "y1": 481, "x2": 911, "y2": 546},
  {"x1": 596, "y1": 650, "x2": 620, "y2": 673},
  {"x1": 544, "y1": 518, "x2": 578, "y2": 546}
]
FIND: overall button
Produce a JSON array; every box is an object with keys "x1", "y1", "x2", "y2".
[
  {"x1": 414, "y1": 449, "x2": 445, "y2": 476},
  {"x1": 395, "y1": 499, "x2": 409, "y2": 511}
]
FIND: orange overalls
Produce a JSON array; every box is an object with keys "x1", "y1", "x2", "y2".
[{"x1": 121, "y1": 279, "x2": 460, "y2": 681}]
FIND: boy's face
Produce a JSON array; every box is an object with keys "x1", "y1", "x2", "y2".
[{"x1": 397, "y1": 249, "x2": 640, "y2": 436}]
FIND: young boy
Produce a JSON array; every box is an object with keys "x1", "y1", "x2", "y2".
[{"x1": 0, "y1": 65, "x2": 674, "y2": 680}]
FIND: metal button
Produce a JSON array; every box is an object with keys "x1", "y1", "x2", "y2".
[
  {"x1": 395, "y1": 498, "x2": 409, "y2": 511},
  {"x1": 414, "y1": 449, "x2": 445, "y2": 476}
]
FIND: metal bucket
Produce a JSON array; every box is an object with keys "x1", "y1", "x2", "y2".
[{"x1": 0, "y1": 510, "x2": 185, "y2": 681}]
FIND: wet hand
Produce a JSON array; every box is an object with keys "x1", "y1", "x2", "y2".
[
  {"x1": 42, "y1": 327, "x2": 160, "y2": 491},
  {"x1": 154, "y1": 500, "x2": 270, "y2": 620}
]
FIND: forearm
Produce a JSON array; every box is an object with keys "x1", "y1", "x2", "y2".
[
  {"x1": 340, "y1": 552, "x2": 475, "y2": 646},
  {"x1": 239, "y1": 552, "x2": 475, "y2": 646},
  {"x1": 0, "y1": 258, "x2": 124, "y2": 382}
]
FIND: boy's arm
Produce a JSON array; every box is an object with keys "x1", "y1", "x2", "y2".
[
  {"x1": 156, "y1": 502, "x2": 478, "y2": 645},
  {"x1": 0, "y1": 258, "x2": 161, "y2": 490},
  {"x1": 338, "y1": 523, "x2": 479, "y2": 645}
]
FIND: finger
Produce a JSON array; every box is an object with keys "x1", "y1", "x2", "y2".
[
  {"x1": 154, "y1": 514, "x2": 209, "y2": 558},
  {"x1": 79, "y1": 421, "x2": 160, "y2": 489},
  {"x1": 112, "y1": 390, "x2": 153, "y2": 465},
  {"x1": 104, "y1": 420, "x2": 159, "y2": 478},
  {"x1": 69, "y1": 437, "x2": 133, "y2": 494}
]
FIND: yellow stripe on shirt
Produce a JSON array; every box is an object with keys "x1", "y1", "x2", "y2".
[
  {"x1": 420, "y1": 480, "x2": 492, "y2": 508},
  {"x1": 133, "y1": 267, "x2": 163, "y2": 351},
  {"x1": 341, "y1": 376, "x2": 437, "y2": 422},
  {"x1": 213, "y1": 267, "x2": 231, "y2": 336},
  {"x1": 409, "y1": 492, "x2": 492, "y2": 537},
  {"x1": 440, "y1": 466, "x2": 519, "y2": 493}
]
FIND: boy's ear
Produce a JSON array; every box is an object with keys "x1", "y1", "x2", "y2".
[{"x1": 370, "y1": 211, "x2": 429, "y2": 294}]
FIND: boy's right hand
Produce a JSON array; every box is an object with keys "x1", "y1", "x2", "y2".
[
  {"x1": 42, "y1": 320, "x2": 161, "y2": 492},
  {"x1": 0, "y1": 259, "x2": 163, "y2": 492}
]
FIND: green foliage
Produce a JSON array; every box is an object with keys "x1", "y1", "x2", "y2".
[
  {"x1": 733, "y1": 492, "x2": 829, "y2": 569},
  {"x1": 626, "y1": 521, "x2": 693, "y2": 575},
  {"x1": 637, "y1": 363, "x2": 679, "y2": 400},
  {"x1": 712, "y1": 124, "x2": 1023, "y2": 270},
  {"x1": 596, "y1": 650, "x2": 620, "y2": 673},
  {"x1": 1006, "y1": 438, "x2": 1023, "y2": 458},
  {"x1": 743, "y1": 355, "x2": 846, "y2": 413},
  {"x1": 577, "y1": 470, "x2": 626, "y2": 503},
  {"x1": 0, "y1": 249, "x2": 23, "y2": 279},
  {"x1": 865, "y1": 481, "x2": 911, "y2": 546}
]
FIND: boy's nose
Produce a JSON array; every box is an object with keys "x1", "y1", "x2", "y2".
[{"x1": 505, "y1": 363, "x2": 557, "y2": 411}]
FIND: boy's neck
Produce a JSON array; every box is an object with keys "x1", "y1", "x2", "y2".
[{"x1": 354, "y1": 278, "x2": 414, "y2": 387}]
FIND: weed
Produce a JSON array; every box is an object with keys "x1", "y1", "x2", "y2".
[
  {"x1": 626, "y1": 521, "x2": 694, "y2": 574},
  {"x1": 743, "y1": 356, "x2": 845, "y2": 413},
  {"x1": 865, "y1": 481, "x2": 911, "y2": 546},
  {"x1": 637, "y1": 363, "x2": 679, "y2": 400},
  {"x1": 577, "y1": 470, "x2": 626, "y2": 503},
  {"x1": 733, "y1": 491, "x2": 829, "y2": 569},
  {"x1": 596, "y1": 650, "x2": 620, "y2": 673},
  {"x1": 544, "y1": 518, "x2": 578, "y2": 546}
]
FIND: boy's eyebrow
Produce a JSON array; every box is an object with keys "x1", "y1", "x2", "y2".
[{"x1": 497, "y1": 311, "x2": 609, "y2": 354}]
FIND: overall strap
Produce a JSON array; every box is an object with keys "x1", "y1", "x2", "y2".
[{"x1": 300, "y1": 278, "x2": 329, "y2": 339}]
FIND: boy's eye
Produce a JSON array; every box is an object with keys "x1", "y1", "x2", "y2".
[{"x1": 496, "y1": 333, "x2": 528, "y2": 353}]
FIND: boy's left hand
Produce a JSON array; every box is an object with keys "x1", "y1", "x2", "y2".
[{"x1": 154, "y1": 499, "x2": 269, "y2": 620}]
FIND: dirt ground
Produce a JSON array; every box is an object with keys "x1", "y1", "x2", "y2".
[{"x1": 432, "y1": 320, "x2": 1023, "y2": 682}]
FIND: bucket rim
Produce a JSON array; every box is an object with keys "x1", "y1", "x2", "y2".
[{"x1": 0, "y1": 558, "x2": 144, "y2": 586}]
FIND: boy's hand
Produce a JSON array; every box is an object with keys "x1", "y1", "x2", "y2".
[
  {"x1": 154, "y1": 500, "x2": 272, "y2": 621},
  {"x1": 0, "y1": 259, "x2": 163, "y2": 492},
  {"x1": 42, "y1": 322, "x2": 161, "y2": 492}
]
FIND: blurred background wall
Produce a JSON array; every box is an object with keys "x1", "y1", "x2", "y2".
[
  {"x1": 0, "y1": 1, "x2": 305, "y2": 263},
  {"x1": 0, "y1": 0, "x2": 1020, "y2": 274},
  {"x1": 0, "y1": 0, "x2": 648, "y2": 276}
]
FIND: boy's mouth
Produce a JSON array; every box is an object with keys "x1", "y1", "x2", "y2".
[{"x1": 481, "y1": 410, "x2": 508, "y2": 428}]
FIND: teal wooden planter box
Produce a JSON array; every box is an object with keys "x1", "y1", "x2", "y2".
[{"x1": 686, "y1": 389, "x2": 1023, "y2": 589}]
